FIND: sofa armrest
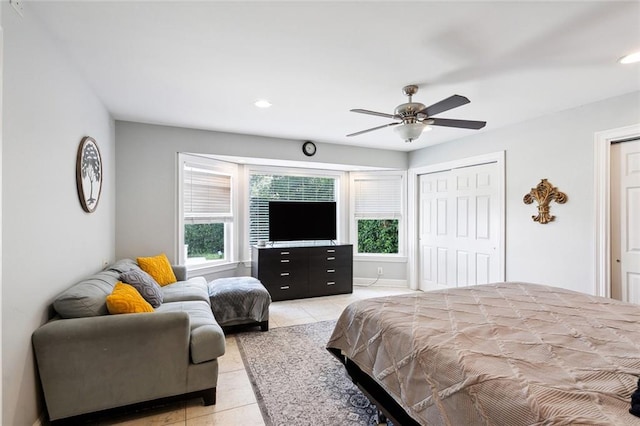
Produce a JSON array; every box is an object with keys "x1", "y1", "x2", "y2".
[
  {"x1": 172, "y1": 264, "x2": 187, "y2": 282},
  {"x1": 32, "y1": 312, "x2": 191, "y2": 420}
]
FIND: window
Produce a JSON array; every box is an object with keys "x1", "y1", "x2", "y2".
[
  {"x1": 179, "y1": 154, "x2": 236, "y2": 269},
  {"x1": 248, "y1": 169, "x2": 339, "y2": 245},
  {"x1": 351, "y1": 172, "x2": 405, "y2": 255}
]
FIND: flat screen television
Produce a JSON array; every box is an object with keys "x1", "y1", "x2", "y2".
[{"x1": 268, "y1": 201, "x2": 337, "y2": 242}]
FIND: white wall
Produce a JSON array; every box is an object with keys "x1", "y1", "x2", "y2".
[
  {"x1": 1, "y1": 4, "x2": 115, "y2": 425},
  {"x1": 0, "y1": 2, "x2": 4, "y2": 422},
  {"x1": 115, "y1": 121, "x2": 408, "y2": 280},
  {"x1": 117, "y1": 91, "x2": 640, "y2": 292},
  {"x1": 409, "y1": 91, "x2": 640, "y2": 295}
]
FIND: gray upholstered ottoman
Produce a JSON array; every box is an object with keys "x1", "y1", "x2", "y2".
[{"x1": 208, "y1": 277, "x2": 271, "y2": 332}]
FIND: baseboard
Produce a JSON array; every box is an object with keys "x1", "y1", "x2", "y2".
[{"x1": 353, "y1": 277, "x2": 408, "y2": 288}]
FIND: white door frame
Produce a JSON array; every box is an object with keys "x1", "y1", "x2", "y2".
[
  {"x1": 407, "y1": 151, "x2": 506, "y2": 290},
  {"x1": 594, "y1": 123, "x2": 640, "y2": 297},
  {"x1": 0, "y1": 18, "x2": 4, "y2": 423}
]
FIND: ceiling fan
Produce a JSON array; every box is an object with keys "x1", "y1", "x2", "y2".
[{"x1": 347, "y1": 85, "x2": 486, "y2": 143}]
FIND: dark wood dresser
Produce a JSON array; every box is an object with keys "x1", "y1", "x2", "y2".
[{"x1": 251, "y1": 244, "x2": 353, "y2": 301}]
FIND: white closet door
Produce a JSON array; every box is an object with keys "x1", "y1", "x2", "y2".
[
  {"x1": 419, "y1": 162, "x2": 501, "y2": 291},
  {"x1": 617, "y1": 140, "x2": 640, "y2": 303}
]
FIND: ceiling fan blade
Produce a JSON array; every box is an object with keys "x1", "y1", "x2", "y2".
[
  {"x1": 421, "y1": 95, "x2": 470, "y2": 117},
  {"x1": 350, "y1": 109, "x2": 399, "y2": 119},
  {"x1": 430, "y1": 118, "x2": 487, "y2": 130},
  {"x1": 347, "y1": 122, "x2": 400, "y2": 137}
]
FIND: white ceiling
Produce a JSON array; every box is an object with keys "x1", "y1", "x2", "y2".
[{"x1": 29, "y1": 1, "x2": 640, "y2": 152}]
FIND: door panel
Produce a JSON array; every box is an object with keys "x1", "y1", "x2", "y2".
[
  {"x1": 419, "y1": 170, "x2": 449, "y2": 290},
  {"x1": 618, "y1": 140, "x2": 640, "y2": 303},
  {"x1": 437, "y1": 247, "x2": 448, "y2": 286},
  {"x1": 437, "y1": 198, "x2": 447, "y2": 235},
  {"x1": 419, "y1": 162, "x2": 501, "y2": 291},
  {"x1": 457, "y1": 197, "x2": 469, "y2": 237},
  {"x1": 457, "y1": 250, "x2": 469, "y2": 286},
  {"x1": 476, "y1": 253, "x2": 490, "y2": 285},
  {"x1": 628, "y1": 273, "x2": 640, "y2": 303}
]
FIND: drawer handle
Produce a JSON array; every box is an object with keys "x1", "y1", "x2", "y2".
[
  {"x1": 327, "y1": 281, "x2": 336, "y2": 286},
  {"x1": 327, "y1": 269, "x2": 335, "y2": 273},
  {"x1": 327, "y1": 257, "x2": 335, "y2": 261},
  {"x1": 281, "y1": 259, "x2": 290, "y2": 263},
  {"x1": 281, "y1": 251, "x2": 290, "y2": 255},
  {"x1": 280, "y1": 272, "x2": 290, "y2": 277},
  {"x1": 327, "y1": 249, "x2": 336, "y2": 253},
  {"x1": 280, "y1": 285, "x2": 290, "y2": 290}
]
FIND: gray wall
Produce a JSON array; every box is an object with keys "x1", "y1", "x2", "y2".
[
  {"x1": 117, "y1": 91, "x2": 640, "y2": 293},
  {"x1": 115, "y1": 121, "x2": 407, "y2": 279},
  {"x1": 0, "y1": 2, "x2": 4, "y2": 419},
  {"x1": 2, "y1": 4, "x2": 115, "y2": 425},
  {"x1": 410, "y1": 91, "x2": 640, "y2": 294},
  {"x1": 1, "y1": 3, "x2": 637, "y2": 423}
]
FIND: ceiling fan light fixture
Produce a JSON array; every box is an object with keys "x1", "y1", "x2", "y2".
[{"x1": 395, "y1": 122, "x2": 426, "y2": 142}]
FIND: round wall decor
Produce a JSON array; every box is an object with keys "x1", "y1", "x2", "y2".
[
  {"x1": 76, "y1": 136, "x2": 103, "y2": 213},
  {"x1": 302, "y1": 141, "x2": 316, "y2": 157}
]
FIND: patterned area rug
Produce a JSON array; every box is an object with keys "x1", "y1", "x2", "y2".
[{"x1": 236, "y1": 320, "x2": 382, "y2": 426}]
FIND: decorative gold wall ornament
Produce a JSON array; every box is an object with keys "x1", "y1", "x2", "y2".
[{"x1": 523, "y1": 179, "x2": 567, "y2": 224}]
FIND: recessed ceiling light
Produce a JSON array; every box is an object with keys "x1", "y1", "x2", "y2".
[
  {"x1": 619, "y1": 51, "x2": 640, "y2": 64},
  {"x1": 254, "y1": 99, "x2": 272, "y2": 108}
]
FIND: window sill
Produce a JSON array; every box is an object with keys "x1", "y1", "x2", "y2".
[
  {"x1": 353, "y1": 255, "x2": 407, "y2": 263},
  {"x1": 186, "y1": 261, "x2": 239, "y2": 276}
]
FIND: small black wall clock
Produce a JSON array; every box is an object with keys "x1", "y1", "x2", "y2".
[
  {"x1": 76, "y1": 136, "x2": 103, "y2": 213},
  {"x1": 302, "y1": 141, "x2": 316, "y2": 157}
]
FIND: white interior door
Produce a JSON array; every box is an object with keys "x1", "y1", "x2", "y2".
[
  {"x1": 419, "y1": 162, "x2": 501, "y2": 291},
  {"x1": 612, "y1": 139, "x2": 640, "y2": 303}
]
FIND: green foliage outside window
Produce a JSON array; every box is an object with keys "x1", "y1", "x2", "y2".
[
  {"x1": 358, "y1": 219, "x2": 399, "y2": 254},
  {"x1": 185, "y1": 223, "x2": 224, "y2": 260}
]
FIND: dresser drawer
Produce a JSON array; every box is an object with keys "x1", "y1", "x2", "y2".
[
  {"x1": 259, "y1": 268, "x2": 307, "y2": 286},
  {"x1": 308, "y1": 246, "x2": 352, "y2": 267},
  {"x1": 308, "y1": 267, "x2": 352, "y2": 296},
  {"x1": 259, "y1": 247, "x2": 308, "y2": 264},
  {"x1": 263, "y1": 279, "x2": 306, "y2": 301}
]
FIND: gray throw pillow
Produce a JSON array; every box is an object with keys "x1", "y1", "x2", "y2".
[{"x1": 119, "y1": 269, "x2": 163, "y2": 308}]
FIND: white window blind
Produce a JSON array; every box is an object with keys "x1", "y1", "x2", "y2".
[
  {"x1": 183, "y1": 163, "x2": 232, "y2": 224},
  {"x1": 249, "y1": 173, "x2": 336, "y2": 244},
  {"x1": 354, "y1": 176, "x2": 402, "y2": 218}
]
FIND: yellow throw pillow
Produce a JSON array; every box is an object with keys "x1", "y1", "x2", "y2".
[
  {"x1": 106, "y1": 282, "x2": 154, "y2": 314},
  {"x1": 137, "y1": 253, "x2": 177, "y2": 286}
]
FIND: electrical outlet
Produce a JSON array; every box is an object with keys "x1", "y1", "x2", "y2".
[
  {"x1": 10, "y1": 0, "x2": 24, "y2": 17},
  {"x1": 377, "y1": 267, "x2": 383, "y2": 276},
  {"x1": 102, "y1": 259, "x2": 109, "y2": 268}
]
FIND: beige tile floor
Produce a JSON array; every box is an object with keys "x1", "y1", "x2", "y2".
[{"x1": 88, "y1": 286, "x2": 416, "y2": 426}]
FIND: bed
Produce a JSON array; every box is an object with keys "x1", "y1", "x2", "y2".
[{"x1": 327, "y1": 282, "x2": 640, "y2": 425}]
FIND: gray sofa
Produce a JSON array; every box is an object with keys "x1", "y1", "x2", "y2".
[{"x1": 32, "y1": 259, "x2": 225, "y2": 422}]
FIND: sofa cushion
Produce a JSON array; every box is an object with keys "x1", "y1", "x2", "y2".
[
  {"x1": 53, "y1": 270, "x2": 121, "y2": 318},
  {"x1": 106, "y1": 282, "x2": 154, "y2": 314},
  {"x1": 137, "y1": 253, "x2": 177, "y2": 286},
  {"x1": 162, "y1": 277, "x2": 210, "y2": 304},
  {"x1": 155, "y1": 300, "x2": 225, "y2": 363},
  {"x1": 119, "y1": 269, "x2": 163, "y2": 308},
  {"x1": 171, "y1": 265, "x2": 188, "y2": 282},
  {"x1": 107, "y1": 258, "x2": 141, "y2": 274}
]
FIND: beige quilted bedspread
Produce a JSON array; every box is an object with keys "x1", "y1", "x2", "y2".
[{"x1": 327, "y1": 283, "x2": 640, "y2": 425}]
